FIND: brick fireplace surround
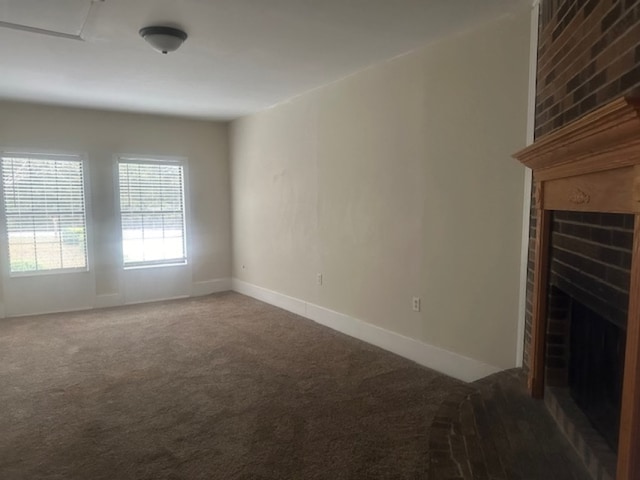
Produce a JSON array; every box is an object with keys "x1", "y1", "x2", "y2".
[{"x1": 513, "y1": 95, "x2": 640, "y2": 479}]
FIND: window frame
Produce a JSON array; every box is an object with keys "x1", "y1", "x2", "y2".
[
  {"x1": 0, "y1": 150, "x2": 91, "y2": 278},
  {"x1": 115, "y1": 155, "x2": 189, "y2": 270}
]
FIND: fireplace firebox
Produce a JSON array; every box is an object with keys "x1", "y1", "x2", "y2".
[{"x1": 569, "y1": 300, "x2": 626, "y2": 452}]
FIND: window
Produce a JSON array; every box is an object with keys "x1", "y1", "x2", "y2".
[
  {"x1": 1, "y1": 153, "x2": 88, "y2": 275},
  {"x1": 118, "y1": 158, "x2": 187, "y2": 268}
]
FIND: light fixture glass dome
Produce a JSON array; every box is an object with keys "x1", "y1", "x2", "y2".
[{"x1": 139, "y1": 26, "x2": 188, "y2": 54}]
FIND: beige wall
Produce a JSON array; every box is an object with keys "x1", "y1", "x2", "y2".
[
  {"x1": 0, "y1": 102, "x2": 230, "y2": 316},
  {"x1": 231, "y1": 9, "x2": 531, "y2": 369}
]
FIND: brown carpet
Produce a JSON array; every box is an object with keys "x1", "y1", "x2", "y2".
[{"x1": 0, "y1": 292, "x2": 460, "y2": 480}]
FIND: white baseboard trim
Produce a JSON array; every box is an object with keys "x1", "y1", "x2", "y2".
[
  {"x1": 192, "y1": 278, "x2": 232, "y2": 297},
  {"x1": 5, "y1": 305, "x2": 94, "y2": 318},
  {"x1": 124, "y1": 294, "x2": 190, "y2": 306},
  {"x1": 1, "y1": 278, "x2": 233, "y2": 319},
  {"x1": 233, "y1": 279, "x2": 307, "y2": 316},
  {"x1": 94, "y1": 293, "x2": 123, "y2": 309},
  {"x1": 95, "y1": 278, "x2": 231, "y2": 310},
  {"x1": 232, "y1": 279, "x2": 502, "y2": 383}
]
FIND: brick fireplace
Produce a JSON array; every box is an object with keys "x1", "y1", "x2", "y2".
[
  {"x1": 513, "y1": 95, "x2": 640, "y2": 480},
  {"x1": 545, "y1": 211, "x2": 633, "y2": 394},
  {"x1": 537, "y1": 210, "x2": 633, "y2": 479},
  {"x1": 544, "y1": 281, "x2": 627, "y2": 479}
]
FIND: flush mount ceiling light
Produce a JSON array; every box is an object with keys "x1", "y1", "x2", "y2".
[{"x1": 139, "y1": 26, "x2": 187, "y2": 54}]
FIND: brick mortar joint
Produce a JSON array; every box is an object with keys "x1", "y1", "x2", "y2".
[
  {"x1": 552, "y1": 259, "x2": 631, "y2": 295},
  {"x1": 552, "y1": 246, "x2": 632, "y2": 273}
]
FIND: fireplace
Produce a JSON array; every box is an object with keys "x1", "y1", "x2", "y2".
[
  {"x1": 569, "y1": 299, "x2": 626, "y2": 451},
  {"x1": 544, "y1": 283, "x2": 627, "y2": 457},
  {"x1": 544, "y1": 209, "x2": 633, "y2": 457},
  {"x1": 513, "y1": 95, "x2": 640, "y2": 480}
]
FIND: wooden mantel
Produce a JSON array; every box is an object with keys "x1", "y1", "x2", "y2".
[{"x1": 513, "y1": 94, "x2": 640, "y2": 480}]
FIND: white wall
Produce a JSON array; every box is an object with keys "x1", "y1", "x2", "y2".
[
  {"x1": 231, "y1": 9, "x2": 532, "y2": 372},
  {"x1": 0, "y1": 102, "x2": 231, "y2": 317}
]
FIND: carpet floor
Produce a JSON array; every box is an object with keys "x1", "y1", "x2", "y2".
[{"x1": 0, "y1": 292, "x2": 461, "y2": 480}]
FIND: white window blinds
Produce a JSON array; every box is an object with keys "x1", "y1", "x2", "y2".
[
  {"x1": 1, "y1": 154, "x2": 88, "y2": 274},
  {"x1": 118, "y1": 159, "x2": 186, "y2": 267}
]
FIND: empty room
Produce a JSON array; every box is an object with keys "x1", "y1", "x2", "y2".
[{"x1": 1, "y1": 0, "x2": 639, "y2": 479}]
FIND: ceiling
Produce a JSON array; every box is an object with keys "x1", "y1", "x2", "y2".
[{"x1": 0, "y1": 0, "x2": 531, "y2": 120}]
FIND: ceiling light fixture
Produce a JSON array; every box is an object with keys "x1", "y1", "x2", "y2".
[{"x1": 139, "y1": 26, "x2": 187, "y2": 54}]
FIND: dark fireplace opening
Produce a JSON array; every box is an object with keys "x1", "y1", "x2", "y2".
[
  {"x1": 568, "y1": 300, "x2": 626, "y2": 452},
  {"x1": 541, "y1": 211, "x2": 633, "y2": 477}
]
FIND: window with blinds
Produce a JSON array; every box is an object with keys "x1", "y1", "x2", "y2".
[
  {"x1": 118, "y1": 158, "x2": 187, "y2": 268},
  {"x1": 1, "y1": 154, "x2": 88, "y2": 275}
]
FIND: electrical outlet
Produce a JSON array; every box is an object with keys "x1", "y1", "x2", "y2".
[
  {"x1": 317, "y1": 273, "x2": 323, "y2": 285},
  {"x1": 412, "y1": 297, "x2": 421, "y2": 312}
]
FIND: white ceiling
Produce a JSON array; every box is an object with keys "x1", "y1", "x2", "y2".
[{"x1": 0, "y1": 0, "x2": 531, "y2": 120}]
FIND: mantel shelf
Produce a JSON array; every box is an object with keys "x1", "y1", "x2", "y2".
[{"x1": 514, "y1": 95, "x2": 640, "y2": 182}]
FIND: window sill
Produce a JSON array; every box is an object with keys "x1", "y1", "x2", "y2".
[
  {"x1": 123, "y1": 261, "x2": 188, "y2": 271},
  {"x1": 9, "y1": 267, "x2": 90, "y2": 278}
]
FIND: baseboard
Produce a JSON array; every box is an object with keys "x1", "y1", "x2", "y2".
[
  {"x1": 232, "y1": 279, "x2": 502, "y2": 383},
  {"x1": 233, "y1": 279, "x2": 307, "y2": 317},
  {"x1": 3, "y1": 279, "x2": 232, "y2": 317},
  {"x1": 95, "y1": 280, "x2": 230, "y2": 311},
  {"x1": 192, "y1": 278, "x2": 232, "y2": 297},
  {"x1": 124, "y1": 294, "x2": 190, "y2": 306},
  {"x1": 4, "y1": 305, "x2": 94, "y2": 318},
  {"x1": 94, "y1": 293, "x2": 123, "y2": 309}
]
